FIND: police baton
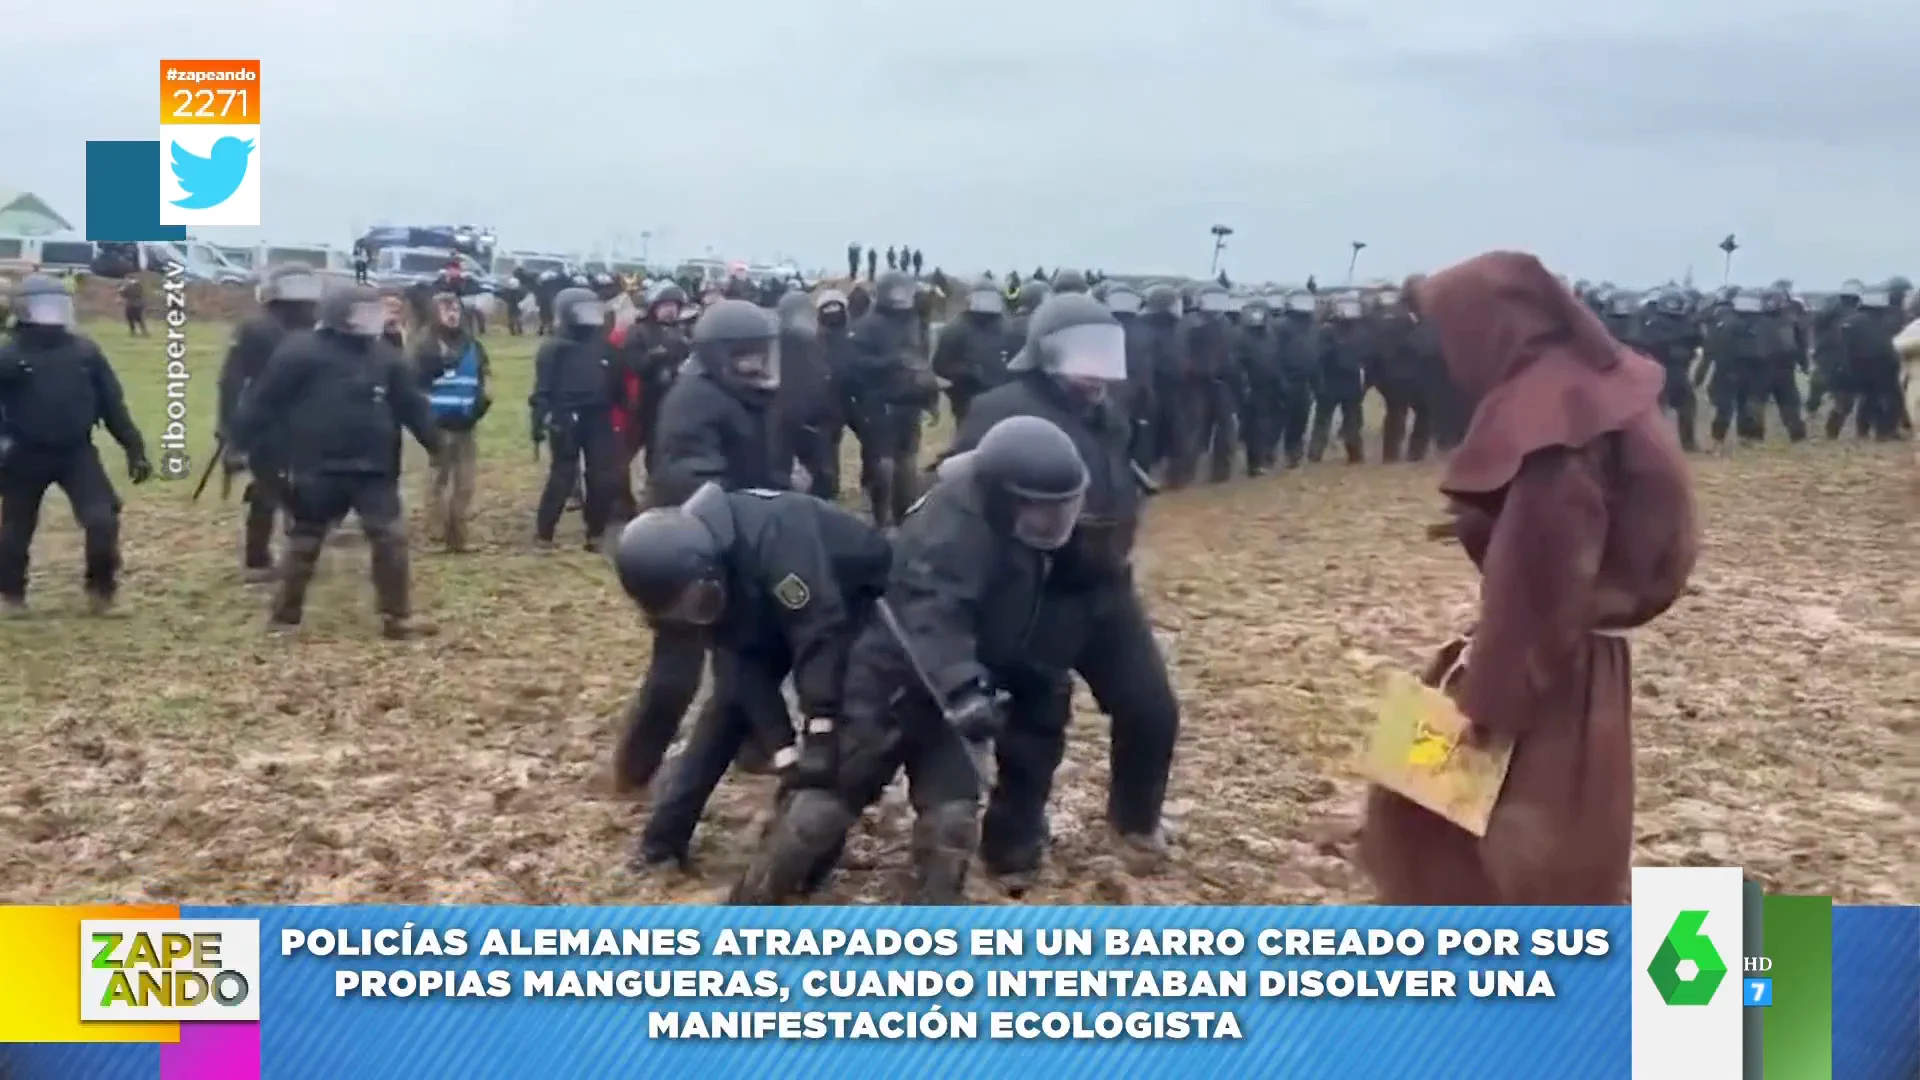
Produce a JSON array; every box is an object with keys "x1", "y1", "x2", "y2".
[
  {"x1": 872, "y1": 598, "x2": 999, "y2": 786},
  {"x1": 190, "y1": 435, "x2": 226, "y2": 501}
]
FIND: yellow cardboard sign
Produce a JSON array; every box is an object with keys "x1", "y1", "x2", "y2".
[{"x1": 1361, "y1": 669, "x2": 1513, "y2": 837}]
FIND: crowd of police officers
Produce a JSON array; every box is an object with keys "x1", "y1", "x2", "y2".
[{"x1": 0, "y1": 258, "x2": 1911, "y2": 902}]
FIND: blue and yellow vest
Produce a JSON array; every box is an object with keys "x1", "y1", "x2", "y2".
[{"x1": 429, "y1": 344, "x2": 481, "y2": 422}]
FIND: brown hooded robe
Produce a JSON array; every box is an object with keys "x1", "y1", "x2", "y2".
[{"x1": 1359, "y1": 252, "x2": 1700, "y2": 904}]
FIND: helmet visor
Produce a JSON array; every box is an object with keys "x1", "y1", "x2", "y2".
[
  {"x1": 1860, "y1": 290, "x2": 1890, "y2": 308},
  {"x1": 1377, "y1": 289, "x2": 1402, "y2": 308},
  {"x1": 658, "y1": 579, "x2": 725, "y2": 626},
  {"x1": 1198, "y1": 292, "x2": 1232, "y2": 313},
  {"x1": 721, "y1": 339, "x2": 781, "y2": 388},
  {"x1": 569, "y1": 299, "x2": 607, "y2": 325},
  {"x1": 1334, "y1": 298, "x2": 1363, "y2": 319},
  {"x1": 1287, "y1": 293, "x2": 1318, "y2": 313},
  {"x1": 1104, "y1": 291, "x2": 1143, "y2": 316},
  {"x1": 269, "y1": 271, "x2": 324, "y2": 303},
  {"x1": 1041, "y1": 322, "x2": 1127, "y2": 381},
  {"x1": 19, "y1": 293, "x2": 75, "y2": 327},
  {"x1": 1012, "y1": 490, "x2": 1086, "y2": 551},
  {"x1": 1731, "y1": 294, "x2": 1764, "y2": 313},
  {"x1": 345, "y1": 300, "x2": 387, "y2": 337},
  {"x1": 968, "y1": 288, "x2": 1006, "y2": 315}
]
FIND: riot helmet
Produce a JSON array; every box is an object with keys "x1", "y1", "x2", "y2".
[
  {"x1": 1103, "y1": 284, "x2": 1144, "y2": 317},
  {"x1": 1837, "y1": 279, "x2": 1864, "y2": 303},
  {"x1": 965, "y1": 415, "x2": 1089, "y2": 551},
  {"x1": 1195, "y1": 284, "x2": 1232, "y2": 315},
  {"x1": 1050, "y1": 268, "x2": 1089, "y2": 295},
  {"x1": 774, "y1": 289, "x2": 818, "y2": 336},
  {"x1": 1656, "y1": 288, "x2": 1688, "y2": 315},
  {"x1": 1730, "y1": 289, "x2": 1765, "y2": 314},
  {"x1": 1242, "y1": 299, "x2": 1271, "y2": 327},
  {"x1": 257, "y1": 264, "x2": 325, "y2": 306},
  {"x1": 874, "y1": 270, "x2": 916, "y2": 312},
  {"x1": 1283, "y1": 289, "x2": 1318, "y2": 315},
  {"x1": 555, "y1": 287, "x2": 606, "y2": 336},
  {"x1": 647, "y1": 282, "x2": 687, "y2": 323},
  {"x1": 1608, "y1": 291, "x2": 1638, "y2": 316},
  {"x1": 1014, "y1": 279, "x2": 1052, "y2": 314},
  {"x1": 1858, "y1": 285, "x2": 1892, "y2": 309},
  {"x1": 1330, "y1": 292, "x2": 1364, "y2": 320},
  {"x1": 9, "y1": 274, "x2": 74, "y2": 329},
  {"x1": 1010, "y1": 294, "x2": 1128, "y2": 403},
  {"x1": 691, "y1": 299, "x2": 780, "y2": 390},
  {"x1": 1143, "y1": 283, "x2": 1180, "y2": 315},
  {"x1": 316, "y1": 283, "x2": 387, "y2": 338},
  {"x1": 966, "y1": 280, "x2": 1007, "y2": 316},
  {"x1": 613, "y1": 504, "x2": 726, "y2": 626}
]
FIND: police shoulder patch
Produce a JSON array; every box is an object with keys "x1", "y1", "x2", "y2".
[{"x1": 772, "y1": 573, "x2": 811, "y2": 610}]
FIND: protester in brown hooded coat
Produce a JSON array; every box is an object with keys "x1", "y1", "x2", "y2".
[{"x1": 1360, "y1": 251, "x2": 1700, "y2": 905}]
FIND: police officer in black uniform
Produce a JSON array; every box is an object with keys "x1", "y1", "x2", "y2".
[
  {"x1": 495, "y1": 273, "x2": 527, "y2": 336},
  {"x1": 774, "y1": 290, "x2": 836, "y2": 495},
  {"x1": 1271, "y1": 289, "x2": 1320, "y2": 467},
  {"x1": 530, "y1": 287, "x2": 617, "y2": 548},
  {"x1": 1136, "y1": 283, "x2": 1186, "y2": 473},
  {"x1": 1309, "y1": 292, "x2": 1369, "y2": 463},
  {"x1": 810, "y1": 288, "x2": 855, "y2": 500},
  {"x1": 646, "y1": 298, "x2": 788, "y2": 508},
  {"x1": 218, "y1": 265, "x2": 325, "y2": 581},
  {"x1": 1232, "y1": 298, "x2": 1283, "y2": 474},
  {"x1": 732, "y1": 415, "x2": 1091, "y2": 904},
  {"x1": 930, "y1": 278, "x2": 1013, "y2": 423},
  {"x1": 845, "y1": 270, "x2": 939, "y2": 527},
  {"x1": 1171, "y1": 283, "x2": 1241, "y2": 485},
  {"x1": 232, "y1": 283, "x2": 439, "y2": 638},
  {"x1": 614, "y1": 482, "x2": 892, "y2": 870},
  {"x1": 1635, "y1": 286, "x2": 1703, "y2": 452},
  {"x1": 1100, "y1": 282, "x2": 1156, "y2": 468},
  {"x1": 0, "y1": 275, "x2": 152, "y2": 615},
  {"x1": 946, "y1": 294, "x2": 1180, "y2": 886}
]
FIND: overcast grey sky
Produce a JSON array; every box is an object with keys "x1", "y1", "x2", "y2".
[{"x1": 10, "y1": 0, "x2": 1917, "y2": 284}]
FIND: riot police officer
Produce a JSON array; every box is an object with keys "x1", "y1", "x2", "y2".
[
  {"x1": 1309, "y1": 292, "x2": 1369, "y2": 463},
  {"x1": 1233, "y1": 298, "x2": 1283, "y2": 474},
  {"x1": 647, "y1": 298, "x2": 788, "y2": 507},
  {"x1": 774, "y1": 290, "x2": 837, "y2": 494},
  {"x1": 1637, "y1": 287, "x2": 1704, "y2": 451},
  {"x1": 1368, "y1": 286, "x2": 1430, "y2": 463},
  {"x1": 1753, "y1": 285, "x2": 1809, "y2": 441},
  {"x1": 732, "y1": 415, "x2": 1091, "y2": 905},
  {"x1": 845, "y1": 270, "x2": 938, "y2": 527},
  {"x1": 813, "y1": 289, "x2": 856, "y2": 500},
  {"x1": 946, "y1": 295, "x2": 1180, "y2": 886},
  {"x1": 0, "y1": 275, "x2": 152, "y2": 615},
  {"x1": 930, "y1": 278, "x2": 1013, "y2": 422},
  {"x1": 1699, "y1": 288, "x2": 1768, "y2": 445},
  {"x1": 1272, "y1": 289, "x2": 1321, "y2": 467},
  {"x1": 531, "y1": 287, "x2": 618, "y2": 547},
  {"x1": 614, "y1": 482, "x2": 892, "y2": 870},
  {"x1": 232, "y1": 284, "x2": 439, "y2": 638},
  {"x1": 1102, "y1": 282, "x2": 1157, "y2": 468},
  {"x1": 219, "y1": 264, "x2": 324, "y2": 581},
  {"x1": 1171, "y1": 283, "x2": 1241, "y2": 485}
]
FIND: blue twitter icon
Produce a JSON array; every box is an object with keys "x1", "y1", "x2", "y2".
[{"x1": 169, "y1": 136, "x2": 253, "y2": 209}]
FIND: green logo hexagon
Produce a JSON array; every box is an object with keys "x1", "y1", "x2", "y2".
[{"x1": 1647, "y1": 909, "x2": 1728, "y2": 1005}]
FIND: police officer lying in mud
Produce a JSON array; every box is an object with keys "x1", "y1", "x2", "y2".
[
  {"x1": 0, "y1": 274, "x2": 152, "y2": 616},
  {"x1": 231, "y1": 284, "x2": 441, "y2": 639},
  {"x1": 730, "y1": 415, "x2": 1090, "y2": 905},
  {"x1": 611, "y1": 481, "x2": 891, "y2": 872}
]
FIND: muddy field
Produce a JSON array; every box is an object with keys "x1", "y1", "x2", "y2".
[{"x1": 1, "y1": 320, "x2": 1914, "y2": 907}]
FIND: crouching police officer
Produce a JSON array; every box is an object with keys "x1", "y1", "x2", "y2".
[
  {"x1": 0, "y1": 275, "x2": 153, "y2": 615},
  {"x1": 949, "y1": 293, "x2": 1179, "y2": 885},
  {"x1": 220, "y1": 264, "x2": 324, "y2": 581},
  {"x1": 731, "y1": 415, "x2": 1089, "y2": 905},
  {"x1": 233, "y1": 284, "x2": 441, "y2": 638},
  {"x1": 612, "y1": 481, "x2": 892, "y2": 870}
]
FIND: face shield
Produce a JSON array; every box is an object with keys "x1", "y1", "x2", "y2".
[
  {"x1": 1377, "y1": 290, "x2": 1402, "y2": 309},
  {"x1": 1197, "y1": 291, "x2": 1232, "y2": 314},
  {"x1": 1104, "y1": 291, "x2": 1143, "y2": 316},
  {"x1": 1039, "y1": 322, "x2": 1127, "y2": 404},
  {"x1": 1011, "y1": 489, "x2": 1087, "y2": 551},
  {"x1": 717, "y1": 338, "x2": 781, "y2": 389},
  {"x1": 1860, "y1": 290, "x2": 1891, "y2": 309},
  {"x1": 1287, "y1": 293, "x2": 1318, "y2": 314},
  {"x1": 569, "y1": 299, "x2": 607, "y2": 326},
  {"x1": 344, "y1": 300, "x2": 387, "y2": 337},
  {"x1": 267, "y1": 271, "x2": 324, "y2": 304},
  {"x1": 1334, "y1": 298, "x2": 1363, "y2": 319},
  {"x1": 650, "y1": 301, "x2": 681, "y2": 323},
  {"x1": 1731, "y1": 294, "x2": 1764, "y2": 314},
  {"x1": 17, "y1": 292, "x2": 75, "y2": 328},
  {"x1": 967, "y1": 288, "x2": 1006, "y2": 315}
]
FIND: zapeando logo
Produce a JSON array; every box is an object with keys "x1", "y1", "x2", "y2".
[
  {"x1": 169, "y1": 136, "x2": 253, "y2": 209},
  {"x1": 1647, "y1": 910, "x2": 1728, "y2": 1005}
]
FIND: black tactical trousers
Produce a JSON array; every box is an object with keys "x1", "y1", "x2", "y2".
[
  {"x1": 241, "y1": 468, "x2": 288, "y2": 571},
  {"x1": 1662, "y1": 366, "x2": 1699, "y2": 451},
  {"x1": 0, "y1": 444, "x2": 121, "y2": 601},
  {"x1": 1377, "y1": 384, "x2": 1432, "y2": 463},
  {"x1": 1166, "y1": 381, "x2": 1237, "y2": 487},
  {"x1": 614, "y1": 623, "x2": 708, "y2": 791},
  {"x1": 1752, "y1": 360, "x2": 1808, "y2": 441},
  {"x1": 1708, "y1": 368, "x2": 1762, "y2": 442},
  {"x1": 535, "y1": 408, "x2": 617, "y2": 544},
  {"x1": 857, "y1": 403, "x2": 922, "y2": 527},
  {"x1": 639, "y1": 647, "x2": 795, "y2": 864},
  {"x1": 788, "y1": 421, "x2": 840, "y2": 500},
  {"x1": 732, "y1": 650, "x2": 984, "y2": 905},
  {"x1": 1278, "y1": 387, "x2": 1313, "y2": 466},
  {"x1": 1308, "y1": 389, "x2": 1365, "y2": 463},
  {"x1": 981, "y1": 579, "x2": 1179, "y2": 876},
  {"x1": 1240, "y1": 387, "x2": 1283, "y2": 473},
  {"x1": 272, "y1": 472, "x2": 409, "y2": 626}
]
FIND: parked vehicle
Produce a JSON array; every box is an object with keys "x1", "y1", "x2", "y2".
[{"x1": 0, "y1": 236, "x2": 99, "y2": 276}]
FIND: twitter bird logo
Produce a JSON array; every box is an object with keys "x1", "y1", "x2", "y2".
[{"x1": 170, "y1": 136, "x2": 254, "y2": 210}]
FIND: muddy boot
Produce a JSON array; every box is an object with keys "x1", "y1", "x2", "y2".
[
  {"x1": 85, "y1": 589, "x2": 118, "y2": 617},
  {"x1": 444, "y1": 517, "x2": 468, "y2": 554},
  {"x1": 368, "y1": 531, "x2": 417, "y2": 640},
  {"x1": 908, "y1": 803, "x2": 979, "y2": 905},
  {"x1": 269, "y1": 533, "x2": 323, "y2": 631},
  {"x1": 243, "y1": 564, "x2": 278, "y2": 584},
  {"x1": 728, "y1": 789, "x2": 855, "y2": 904},
  {"x1": 532, "y1": 536, "x2": 557, "y2": 552},
  {"x1": 1112, "y1": 826, "x2": 1170, "y2": 876}
]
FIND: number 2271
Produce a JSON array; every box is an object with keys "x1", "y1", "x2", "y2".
[{"x1": 171, "y1": 88, "x2": 247, "y2": 119}]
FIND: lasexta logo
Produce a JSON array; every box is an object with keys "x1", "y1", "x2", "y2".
[{"x1": 1646, "y1": 910, "x2": 1728, "y2": 1005}]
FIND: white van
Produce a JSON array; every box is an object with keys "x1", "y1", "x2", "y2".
[
  {"x1": 141, "y1": 240, "x2": 250, "y2": 284},
  {"x1": 0, "y1": 237, "x2": 99, "y2": 275}
]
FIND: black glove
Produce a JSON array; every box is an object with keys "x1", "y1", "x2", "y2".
[
  {"x1": 947, "y1": 691, "x2": 1005, "y2": 743},
  {"x1": 128, "y1": 453, "x2": 153, "y2": 485},
  {"x1": 530, "y1": 413, "x2": 546, "y2": 446},
  {"x1": 792, "y1": 717, "x2": 838, "y2": 789}
]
